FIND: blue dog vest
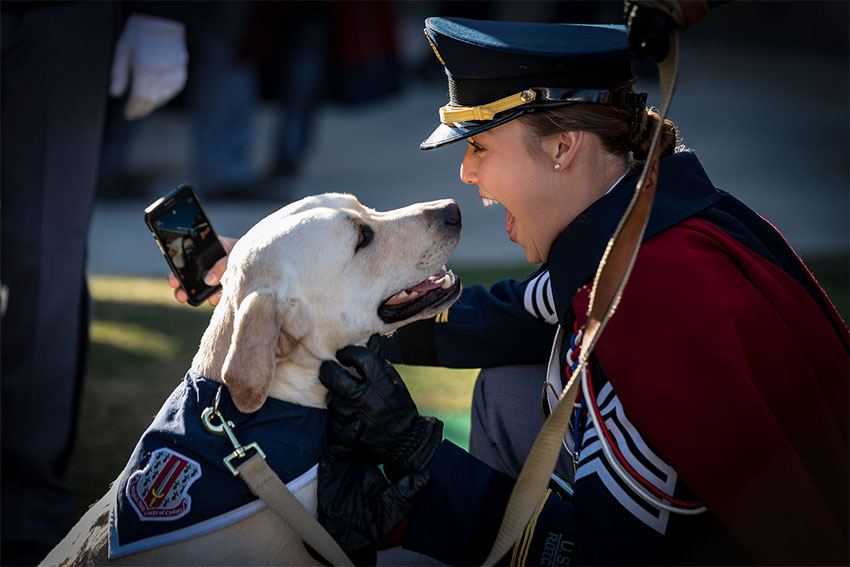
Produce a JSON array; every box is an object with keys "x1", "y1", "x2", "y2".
[{"x1": 108, "y1": 371, "x2": 327, "y2": 559}]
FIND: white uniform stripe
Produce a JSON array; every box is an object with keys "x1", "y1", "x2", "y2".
[
  {"x1": 580, "y1": 419, "x2": 671, "y2": 488},
  {"x1": 575, "y1": 381, "x2": 680, "y2": 533},
  {"x1": 603, "y1": 418, "x2": 676, "y2": 493},
  {"x1": 596, "y1": 381, "x2": 616, "y2": 408},
  {"x1": 523, "y1": 270, "x2": 558, "y2": 325},
  {"x1": 538, "y1": 271, "x2": 552, "y2": 313},
  {"x1": 595, "y1": 390, "x2": 672, "y2": 476},
  {"x1": 576, "y1": 458, "x2": 670, "y2": 533}
]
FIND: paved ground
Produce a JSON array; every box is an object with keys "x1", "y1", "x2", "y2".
[{"x1": 88, "y1": 9, "x2": 848, "y2": 277}]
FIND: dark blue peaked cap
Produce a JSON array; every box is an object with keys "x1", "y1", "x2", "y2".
[{"x1": 421, "y1": 17, "x2": 645, "y2": 150}]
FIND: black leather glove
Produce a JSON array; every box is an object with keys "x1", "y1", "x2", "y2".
[
  {"x1": 319, "y1": 335, "x2": 443, "y2": 481},
  {"x1": 317, "y1": 444, "x2": 430, "y2": 566}
]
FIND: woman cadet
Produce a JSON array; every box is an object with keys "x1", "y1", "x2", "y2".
[{"x1": 313, "y1": 16, "x2": 849, "y2": 566}]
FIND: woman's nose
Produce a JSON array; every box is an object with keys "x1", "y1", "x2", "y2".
[{"x1": 459, "y1": 146, "x2": 478, "y2": 185}]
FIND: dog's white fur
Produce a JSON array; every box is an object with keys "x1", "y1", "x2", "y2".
[{"x1": 42, "y1": 193, "x2": 461, "y2": 566}]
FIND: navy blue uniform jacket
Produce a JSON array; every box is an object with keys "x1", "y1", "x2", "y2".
[{"x1": 383, "y1": 151, "x2": 849, "y2": 565}]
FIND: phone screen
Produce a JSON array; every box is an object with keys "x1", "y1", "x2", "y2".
[{"x1": 145, "y1": 185, "x2": 226, "y2": 306}]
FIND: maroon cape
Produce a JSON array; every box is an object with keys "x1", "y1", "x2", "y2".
[{"x1": 573, "y1": 217, "x2": 849, "y2": 564}]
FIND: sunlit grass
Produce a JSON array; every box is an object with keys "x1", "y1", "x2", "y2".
[
  {"x1": 90, "y1": 320, "x2": 180, "y2": 360},
  {"x1": 89, "y1": 275, "x2": 198, "y2": 307}
]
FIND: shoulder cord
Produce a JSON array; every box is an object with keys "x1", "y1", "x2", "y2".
[{"x1": 483, "y1": 32, "x2": 682, "y2": 566}]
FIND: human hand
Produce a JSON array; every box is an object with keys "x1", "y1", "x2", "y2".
[
  {"x1": 168, "y1": 236, "x2": 237, "y2": 306},
  {"x1": 110, "y1": 14, "x2": 188, "y2": 120},
  {"x1": 317, "y1": 444, "x2": 429, "y2": 565},
  {"x1": 319, "y1": 336, "x2": 443, "y2": 481}
]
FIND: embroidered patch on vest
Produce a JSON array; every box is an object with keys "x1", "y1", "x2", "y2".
[{"x1": 126, "y1": 448, "x2": 202, "y2": 521}]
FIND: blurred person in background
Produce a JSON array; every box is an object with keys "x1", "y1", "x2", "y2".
[
  {"x1": 1, "y1": 3, "x2": 187, "y2": 563},
  {"x1": 246, "y1": 1, "x2": 333, "y2": 184},
  {"x1": 98, "y1": 2, "x2": 260, "y2": 201},
  {"x1": 98, "y1": 1, "x2": 404, "y2": 203}
]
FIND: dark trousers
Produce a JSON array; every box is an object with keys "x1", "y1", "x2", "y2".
[
  {"x1": 1, "y1": 3, "x2": 116, "y2": 564},
  {"x1": 470, "y1": 364, "x2": 575, "y2": 480}
]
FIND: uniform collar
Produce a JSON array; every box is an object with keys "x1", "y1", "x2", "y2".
[{"x1": 547, "y1": 151, "x2": 721, "y2": 325}]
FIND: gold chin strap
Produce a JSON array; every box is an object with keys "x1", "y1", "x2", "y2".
[{"x1": 440, "y1": 89, "x2": 537, "y2": 124}]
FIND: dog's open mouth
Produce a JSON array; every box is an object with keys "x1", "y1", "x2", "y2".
[{"x1": 378, "y1": 266, "x2": 461, "y2": 323}]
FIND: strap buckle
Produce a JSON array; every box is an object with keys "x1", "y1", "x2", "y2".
[{"x1": 202, "y1": 385, "x2": 266, "y2": 476}]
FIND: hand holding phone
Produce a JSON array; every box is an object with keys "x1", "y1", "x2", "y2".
[
  {"x1": 145, "y1": 185, "x2": 227, "y2": 306},
  {"x1": 167, "y1": 236, "x2": 236, "y2": 306}
]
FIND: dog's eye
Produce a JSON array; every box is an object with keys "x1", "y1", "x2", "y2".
[{"x1": 355, "y1": 224, "x2": 374, "y2": 252}]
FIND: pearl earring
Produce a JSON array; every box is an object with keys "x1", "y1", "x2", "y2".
[{"x1": 554, "y1": 163, "x2": 561, "y2": 170}]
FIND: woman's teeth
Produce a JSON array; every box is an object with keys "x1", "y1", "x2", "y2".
[{"x1": 482, "y1": 197, "x2": 498, "y2": 207}]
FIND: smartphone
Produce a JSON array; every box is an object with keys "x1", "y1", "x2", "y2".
[{"x1": 144, "y1": 185, "x2": 227, "y2": 306}]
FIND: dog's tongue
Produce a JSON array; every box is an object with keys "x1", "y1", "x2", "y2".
[
  {"x1": 384, "y1": 268, "x2": 453, "y2": 306},
  {"x1": 410, "y1": 268, "x2": 448, "y2": 293}
]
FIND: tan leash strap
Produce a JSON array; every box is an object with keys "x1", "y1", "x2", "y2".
[
  {"x1": 581, "y1": 31, "x2": 679, "y2": 367},
  {"x1": 237, "y1": 454, "x2": 354, "y2": 567},
  {"x1": 482, "y1": 32, "x2": 679, "y2": 566},
  {"x1": 203, "y1": 385, "x2": 351, "y2": 566}
]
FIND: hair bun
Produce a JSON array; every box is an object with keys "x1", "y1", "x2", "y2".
[{"x1": 630, "y1": 108, "x2": 678, "y2": 160}]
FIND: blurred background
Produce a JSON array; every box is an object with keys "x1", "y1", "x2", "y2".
[
  {"x1": 39, "y1": 0, "x2": 850, "y2": 521},
  {"x1": 90, "y1": 0, "x2": 849, "y2": 271}
]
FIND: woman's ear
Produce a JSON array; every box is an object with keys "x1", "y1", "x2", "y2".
[{"x1": 554, "y1": 130, "x2": 584, "y2": 170}]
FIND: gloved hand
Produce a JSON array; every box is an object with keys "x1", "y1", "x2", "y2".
[
  {"x1": 625, "y1": 0, "x2": 710, "y2": 60},
  {"x1": 110, "y1": 14, "x2": 188, "y2": 120},
  {"x1": 319, "y1": 335, "x2": 443, "y2": 481},
  {"x1": 317, "y1": 444, "x2": 430, "y2": 565}
]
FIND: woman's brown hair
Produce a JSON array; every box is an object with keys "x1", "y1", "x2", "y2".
[{"x1": 519, "y1": 97, "x2": 680, "y2": 162}]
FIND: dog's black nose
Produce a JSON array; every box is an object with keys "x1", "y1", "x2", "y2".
[
  {"x1": 441, "y1": 202, "x2": 462, "y2": 227},
  {"x1": 426, "y1": 200, "x2": 461, "y2": 232}
]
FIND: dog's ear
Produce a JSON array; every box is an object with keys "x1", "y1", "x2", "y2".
[
  {"x1": 221, "y1": 291, "x2": 313, "y2": 413},
  {"x1": 222, "y1": 290, "x2": 280, "y2": 413}
]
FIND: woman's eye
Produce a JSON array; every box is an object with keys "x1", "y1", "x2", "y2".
[
  {"x1": 469, "y1": 140, "x2": 485, "y2": 153},
  {"x1": 356, "y1": 224, "x2": 374, "y2": 252}
]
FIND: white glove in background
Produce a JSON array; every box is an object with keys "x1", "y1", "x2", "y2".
[{"x1": 110, "y1": 14, "x2": 188, "y2": 120}]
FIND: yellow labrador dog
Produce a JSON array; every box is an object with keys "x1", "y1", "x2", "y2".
[{"x1": 42, "y1": 193, "x2": 462, "y2": 566}]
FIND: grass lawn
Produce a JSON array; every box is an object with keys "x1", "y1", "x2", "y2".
[{"x1": 66, "y1": 254, "x2": 847, "y2": 519}]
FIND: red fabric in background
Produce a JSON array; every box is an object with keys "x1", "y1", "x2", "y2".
[{"x1": 573, "y1": 217, "x2": 849, "y2": 565}]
